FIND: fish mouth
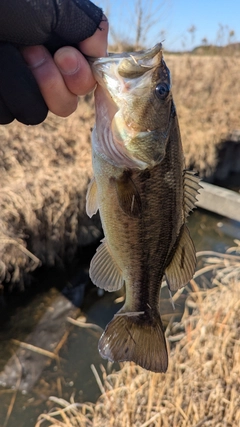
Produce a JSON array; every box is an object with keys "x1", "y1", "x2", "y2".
[
  {"x1": 88, "y1": 43, "x2": 162, "y2": 64},
  {"x1": 89, "y1": 43, "x2": 164, "y2": 126},
  {"x1": 89, "y1": 43, "x2": 163, "y2": 82}
]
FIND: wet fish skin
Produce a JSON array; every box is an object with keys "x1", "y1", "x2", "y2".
[{"x1": 86, "y1": 44, "x2": 199, "y2": 373}]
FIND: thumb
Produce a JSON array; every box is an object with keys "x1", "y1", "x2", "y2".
[{"x1": 79, "y1": 14, "x2": 108, "y2": 57}]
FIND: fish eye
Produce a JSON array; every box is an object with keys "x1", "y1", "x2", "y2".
[{"x1": 155, "y1": 83, "x2": 170, "y2": 100}]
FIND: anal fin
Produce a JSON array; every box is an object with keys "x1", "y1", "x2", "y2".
[
  {"x1": 165, "y1": 224, "x2": 196, "y2": 291},
  {"x1": 90, "y1": 238, "x2": 124, "y2": 292}
]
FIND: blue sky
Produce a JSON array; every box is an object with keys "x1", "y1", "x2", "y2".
[{"x1": 97, "y1": 0, "x2": 239, "y2": 51}]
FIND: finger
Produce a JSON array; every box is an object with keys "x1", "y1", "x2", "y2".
[
  {"x1": 54, "y1": 47, "x2": 96, "y2": 96},
  {"x1": 21, "y1": 45, "x2": 78, "y2": 117},
  {"x1": 79, "y1": 14, "x2": 109, "y2": 57}
]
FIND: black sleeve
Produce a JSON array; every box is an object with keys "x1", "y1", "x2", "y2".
[
  {"x1": 0, "y1": 0, "x2": 103, "y2": 125},
  {"x1": 0, "y1": 0, "x2": 103, "y2": 47}
]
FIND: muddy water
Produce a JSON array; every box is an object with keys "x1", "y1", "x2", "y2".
[{"x1": 0, "y1": 208, "x2": 239, "y2": 427}]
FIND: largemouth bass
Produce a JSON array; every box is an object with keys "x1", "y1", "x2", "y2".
[{"x1": 86, "y1": 44, "x2": 200, "y2": 373}]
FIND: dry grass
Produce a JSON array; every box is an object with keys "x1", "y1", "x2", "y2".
[
  {"x1": 0, "y1": 96, "x2": 101, "y2": 288},
  {"x1": 35, "y1": 247, "x2": 240, "y2": 427},
  {"x1": 166, "y1": 53, "x2": 240, "y2": 177},
  {"x1": 1, "y1": 52, "x2": 239, "y2": 286}
]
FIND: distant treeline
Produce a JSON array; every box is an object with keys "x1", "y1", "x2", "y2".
[
  {"x1": 190, "y1": 42, "x2": 240, "y2": 56},
  {"x1": 108, "y1": 42, "x2": 240, "y2": 56}
]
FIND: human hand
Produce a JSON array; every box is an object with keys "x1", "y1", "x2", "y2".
[
  {"x1": 21, "y1": 19, "x2": 108, "y2": 119},
  {"x1": 0, "y1": 0, "x2": 108, "y2": 125}
]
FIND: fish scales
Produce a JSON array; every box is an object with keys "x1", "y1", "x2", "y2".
[{"x1": 86, "y1": 43, "x2": 200, "y2": 372}]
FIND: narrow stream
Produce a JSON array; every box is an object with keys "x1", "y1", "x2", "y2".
[{"x1": 0, "y1": 208, "x2": 239, "y2": 427}]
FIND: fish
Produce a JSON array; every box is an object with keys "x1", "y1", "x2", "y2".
[{"x1": 86, "y1": 43, "x2": 200, "y2": 373}]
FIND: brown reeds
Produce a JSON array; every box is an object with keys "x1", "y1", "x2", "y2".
[
  {"x1": 166, "y1": 53, "x2": 240, "y2": 178},
  {"x1": 0, "y1": 96, "x2": 102, "y2": 288},
  {"x1": 35, "y1": 248, "x2": 240, "y2": 427}
]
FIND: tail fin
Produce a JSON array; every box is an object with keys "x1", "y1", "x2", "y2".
[{"x1": 98, "y1": 311, "x2": 168, "y2": 373}]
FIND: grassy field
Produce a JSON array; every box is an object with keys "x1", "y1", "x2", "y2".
[
  {"x1": 35, "y1": 246, "x2": 240, "y2": 427},
  {"x1": 0, "y1": 52, "x2": 239, "y2": 286}
]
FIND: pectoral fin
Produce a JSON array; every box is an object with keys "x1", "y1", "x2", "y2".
[
  {"x1": 112, "y1": 171, "x2": 142, "y2": 218},
  {"x1": 90, "y1": 238, "x2": 124, "y2": 292},
  {"x1": 165, "y1": 224, "x2": 196, "y2": 291},
  {"x1": 86, "y1": 177, "x2": 98, "y2": 218}
]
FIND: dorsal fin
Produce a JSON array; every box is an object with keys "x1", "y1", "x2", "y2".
[
  {"x1": 184, "y1": 171, "x2": 201, "y2": 217},
  {"x1": 86, "y1": 177, "x2": 99, "y2": 218}
]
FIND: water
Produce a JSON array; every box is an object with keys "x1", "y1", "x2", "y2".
[{"x1": 0, "y1": 208, "x2": 239, "y2": 427}]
